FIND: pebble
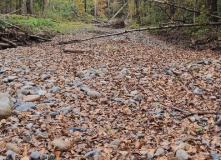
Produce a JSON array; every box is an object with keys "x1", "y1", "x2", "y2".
[
  {"x1": 30, "y1": 151, "x2": 41, "y2": 160},
  {"x1": 84, "y1": 149, "x2": 101, "y2": 158},
  {"x1": 87, "y1": 90, "x2": 101, "y2": 98},
  {"x1": 202, "y1": 117, "x2": 209, "y2": 122},
  {"x1": 176, "y1": 149, "x2": 189, "y2": 160},
  {"x1": 194, "y1": 88, "x2": 203, "y2": 95},
  {"x1": 209, "y1": 96, "x2": 216, "y2": 100},
  {"x1": 23, "y1": 95, "x2": 40, "y2": 102},
  {"x1": 13, "y1": 68, "x2": 22, "y2": 73},
  {"x1": 67, "y1": 126, "x2": 86, "y2": 133},
  {"x1": 8, "y1": 76, "x2": 18, "y2": 81},
  {"x1": 26, "y1": 123, "x2": 33, "y2": 129},
  {"x1": 51, "y1": 139, "x2": 71, "y2": 151}
]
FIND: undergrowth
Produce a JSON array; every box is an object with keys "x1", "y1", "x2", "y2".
[{"x1": 2, "y1": 14, "x2": 95, "y2": 36}]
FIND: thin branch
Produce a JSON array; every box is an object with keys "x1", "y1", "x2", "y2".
[{"x1": 59, "y1": 22, "x2": 221, "y2": 45}]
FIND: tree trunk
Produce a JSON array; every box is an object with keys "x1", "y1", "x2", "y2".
[
  {"x1": 49, "y1": 0, "x2": 53, "y2": 11},
  {"x1": 135, "y1": 0, "x2": 141, "y2": 23},
  {"x1": 207, "y1": 0, "x2": 218, "y2": 22},
  {"x1": 84, "y1": 0, "x2": 87, "y2": 12},
  {"x1": 21, "y1": 0, "x2": 26, "y2": 14},
  {"x1": 27, "y1": 0, "x2": 33, "y2": 14},
  {"x1": 43, "y1": 0, "x2": 47, "y2": 13}
]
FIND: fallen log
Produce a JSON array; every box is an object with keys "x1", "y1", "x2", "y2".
[
  {"x1": 109, "y1": 1, "x2": 129, "y2": 22},
  {"x1": 63, "y1": 48, "x2": 90, "y2": 53},
  {"x1": 0, "y1": 43, "x2": 11, "y2": 47},
  {"x1": 0, "y1": 37, "x2": 17, "y2": 47},
  {"x1": 59, "y1": 22, "x2": 221, "y2": 45},
  {"x1": 160, "y1": 103, "x2": 221, "y2": 116},
  {"x1": 150, "y1": 0, "x2": 221, "y2": 20}
]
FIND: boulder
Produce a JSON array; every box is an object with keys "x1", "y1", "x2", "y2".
[{"x1": 0, "y1": 93, "x2": 13, "y2": 119}]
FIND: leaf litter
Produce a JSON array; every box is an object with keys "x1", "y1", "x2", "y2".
[{"x1": 0, "y1": 28, "x2": 221, "y2": 160}]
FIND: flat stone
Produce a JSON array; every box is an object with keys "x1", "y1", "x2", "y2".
[
  {"x1": 8, "y1": 76, "x2": 18, "y2": 81},
  {"x1": 13, "y1": 68, "x2": 22, "y2": 73},
  {"x1": 0, "y1": 93, "x2": 13, "y2": 119},
  {"x1": 16, "y1": 102, "x2": 36, "y2": 112},
  {"x1": 23, "y1": 95, "x2": 40, "y2": 102},
  {"x1": 6, "y1": 143, "x2": 20, "y2": 154},
  {"x1": 84, "y1": 149, "x2": 101, "y2": 158}
]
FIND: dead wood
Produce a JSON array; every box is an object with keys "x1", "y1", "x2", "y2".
[
  {"x1": 160, "y1": 103, "x2": 221, "y2": 117},
  {"x1": 0, "y1": 43, "x2": 11, "y2": 47},
  {"x1": 59, "y1": 22, "x2": 221, "y2": 45},
  {"x1": 0, "y1": 37, "x2": 17, "y2": 47},
  {"x1": 63, "y1": 48, "x2": 90, "y2": 53}
]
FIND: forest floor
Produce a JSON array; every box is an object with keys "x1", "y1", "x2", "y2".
[{"x1": 0, "y1": 27, "x2": 221, "y2": 160}]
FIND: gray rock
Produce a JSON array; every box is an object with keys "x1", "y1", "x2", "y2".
[
  {"x1": 154, "y1": 148, "x2": 165, "y2": 156},
  {"x1": 50, "y1": 112, "x2": 59, "y2": 117},
  {"x1": 176, "y1": 149, "x2": 188, "y2": 160},
  {"x1": 26, "y1": 123, "x2": 33, "y2": 129},
  {"x1": 6, "y1": 150, "x2": 16, "y2": 160},
  {"x1": 67, "y1": 126, "x2": 86, "y2": 133},
  {"x1": 87, "y1": 90, "x2": 101, "y2": 98},
  {"x1": 16, "y1": 102, "x2": 36, "y2": 112},
  {"x1": 209, "y1": 96, "x2": 216, "y2": 100},
  {"x1": 51, "y1": 86, "x2": 61, "y2": 93},
  {"x1": 73, "y1": 108, "x2": 80, "y2": 114},
  {"x1": 211, "y1": 151, "x2": 219, "y2": 160},
  {"x1": 80, "y1": 85, "x2": 91, "y2": 92},
  {"x1": 202, "y1": 117, "x2": 209, "y2": 122},
  {"x1": 37, "y1": 90, "x2": 47, "y2": 95},
  {"x1": 13, "y1": 68, "x2": 22, "y2": 73},
  {"x1": 189, "y1": 116, "x2": 196, "y2": 122},
  {"x1": 0, "y1": 93, "x2": 13, "y2": 119},
  {"x1": 194, "y1": 88, "x2": 203, "y2": 95},
  {"x1": 120, "y1": 68, "x2": 127, "y2": 75},
  {"x1": 110, "y1": 139, "x2": 121, "y2": 146},
  {"x1": 41, "y1": 74, "x2": 50, "y2": 80},
  {"x1": 0, "y1": 69, "x2": 6, "y2": 74},
  {"x1": 84, "y1": 149, "x2": 101, "y2": 158},
  {"x1": 73, "y1": 80, "x2": 83, "y2": 87},
  {"x1": 215, "y1": 119, "x2": 221, "y2": 126},
  {"x1": 0, "y1": 156, "x2": 6, "y2": 160},
  {"x1": 202, "y1": 139, "x2": 210, "y2": 147},
  {"x1": 30, "y1": 151, "x2": 41, "y2": 160}
]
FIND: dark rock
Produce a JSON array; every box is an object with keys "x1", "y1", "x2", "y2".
[
  {"x1": 30, "y1": 151, "x2": 41, "y2": 160},
  {"x1": 67, "y1": 126, "x2": 86, "y2": 132},
  {"x1": 50, "y1": 112, "x2": 59, "y2": 118}
]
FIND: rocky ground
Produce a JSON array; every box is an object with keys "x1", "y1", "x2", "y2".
[{"x1": 0, "y1": 28, "x2": 221, "y2": 160}]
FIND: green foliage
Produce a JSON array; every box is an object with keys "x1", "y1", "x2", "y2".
[{"x1": 5, "y1": 15, "x2": 94, "y2": 35}]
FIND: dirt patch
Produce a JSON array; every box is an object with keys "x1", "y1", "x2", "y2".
[{"x1": 152, "y1": 29, "x2": 221, "y2": 52}]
